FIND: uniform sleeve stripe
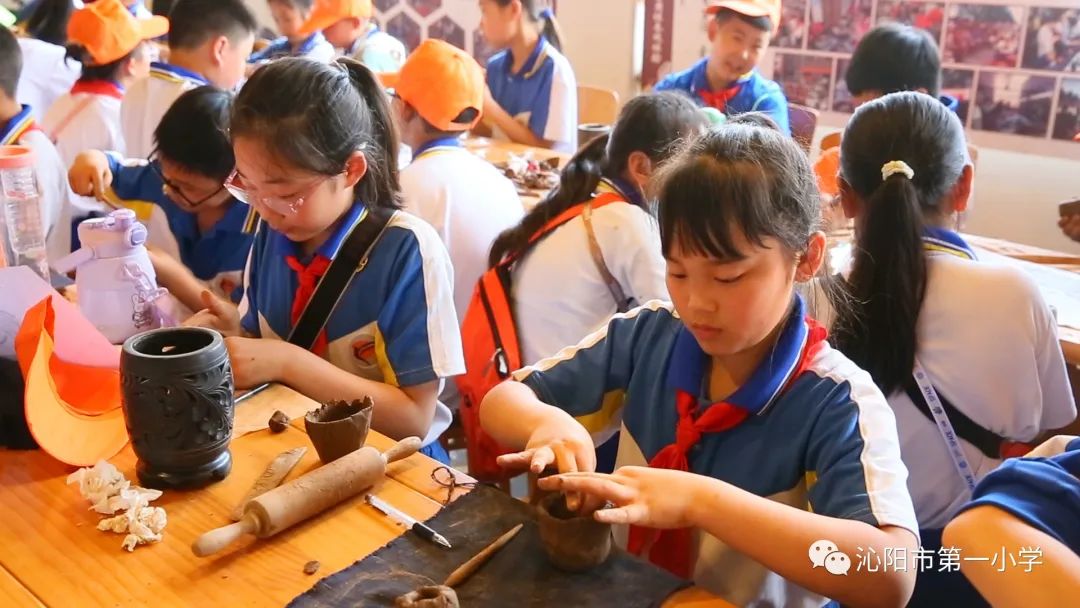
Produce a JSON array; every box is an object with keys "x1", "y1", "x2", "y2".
[
  {"x1": 374, "y1": 323, "x2": 399, "y2": 387},
  {"x1": 575, "y1": 389, "x2": 626, "y2": 434}
]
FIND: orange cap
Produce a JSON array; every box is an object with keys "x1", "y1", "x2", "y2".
[
  {"x1": 304, "y1": 0, "x2": 373, "y2": 34},
  {"x1": 381, "y1": 39, "x2": 485, "y2": 132},
  {"x1": 67, "y1": 0, "x2": 169, "y2": 66},
  {"x1": 706, "y1": 0, "x2": 782, "y2": 32},
  {"x1": 814, "y1": 146, "x2": 840, "y2": 198}
]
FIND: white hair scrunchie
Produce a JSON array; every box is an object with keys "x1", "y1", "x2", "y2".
[{"x1": 881, "y1": 160, "x2": 915, "y2": 181}]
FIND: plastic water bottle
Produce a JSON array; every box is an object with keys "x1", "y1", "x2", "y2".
[{"x1": 0, "y1": 145, "x2": 49, "y2": 281}]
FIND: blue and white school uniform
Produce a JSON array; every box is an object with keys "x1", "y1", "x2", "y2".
[
  {"x1": 121, "y1": 62, "x2": 208, "y2": 159},
  {"x1": 345, "y1": 23, "x2": 406, "y2": 72},
  {"x1": 513, "y1": 296, "x2": 918, "y2": 607},
  {"x1": 102, "y1": 153, "x2": 257, "y2": 303},
  {"x1": 960, "y1": 436, "x2": 1080, "y2": 554},
  {"x1": 486, "y1": 36, "x2": 577, "y2": 153},
  {"x1": 654, "y1": 59, "x2": 791, "y2": 135},
  {"x1": 248, "y1": 32, "x2": 335, "y2": 64},
  {"x1": 238, "y1": 203, "x2": 465, "y2": 454}
]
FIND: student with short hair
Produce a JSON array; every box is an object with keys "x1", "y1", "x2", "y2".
[
  {"x1": 305, "y1": 0, "x2": 406, "y2": 71},
  {"x1": 655, "y1": 0, "x2": 790, "y2": 135},
  {"x1": 389, "y1": 39, "x2": 522, "y2": 325},
  {"x1": 120, "y1": 0, "x2": 257, "y2": 158},
  {"x1": 0, "y1": 26, "x2": 75, "y2": 260},
  {"x1": 482, "y1": 119, "x2": 919, "y2": 607},
  {"x1": 187, "y1": 58, "x2": 464, "y2": 464},
  {"x1": 478, "y1": 0, "x2": 577, "y2": 153},
  {"x1": 248, "y1": 0, "x2": 335, "y2": 65},
  {"x1": 68, "y1": 86, "x2": 255, "y2": 315},
  {"x1": 44, "y1": 0, "x2": 168, "y2": 166},
  {"x1": 826, "y1": 91, "x2": 1076, "y2": 605},
  {"x1": 490, "y1": 92, "x2": 705, "y2": 366}
]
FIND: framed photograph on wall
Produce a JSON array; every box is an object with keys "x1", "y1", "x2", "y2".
[
  {"x1": 1052, "y1": 78, "x2": 1080, "y2": 140},
  {"x1": 808, "y1": 0, "x2": 873, "y2": 53},
  {"x1": 774, "y1": 52, "x2": 834, "y2": 111},
  {"x1": 972, "y1": 71, "x2": 1055, "y2": 136},
  {"x1": 1022, "y1": 7, "x2": 1080, "y2": 71},
  {"x1": 774, "y1": 0, "x2": 809, "y2": 49},
  {"x1": 877, "y1": 1, "x2": 946, "y2": 45},
  {"x1": 832, "y1": 58, "x2": 853, "y2": 113},
  {"x1": 942, "y1": 68, "x2": 976, "y2": 124},
  {"x1": 944, "y1": 4, "x2": 1024, "y2": 68}
]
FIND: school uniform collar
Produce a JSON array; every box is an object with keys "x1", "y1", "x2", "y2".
[
  {"x1": 412, "y1": 135, "x2": 464, "y2": 159},
  {"x1": 690, "y1": 58, "x2": 752, "y2": 97},
  {"x1": 272, "y1": 201, "x2": 370, "y2": 262},
  {"x1": 940, "y1": 94, "x2": 959, "y2": 114},
  {"x1": 596, "y1": 176, "x2": 646, "y2": 209},
  {"x1": 71, "y1": 80, "x2": 125, "y2": 99},
  {"x1": 667, "y1": 294, "x2": 810, "y2": 417},
  {"x1": 293, "y1": 32, "x2": 326, "y2": 55},
  {"x1": 0, "y1": 105, "x2": 37, "y2": 146},
  {"x1": 923, "y1": 226, "x2": 976, "y2": 260},
  {"x1": 505, "y1": 35, "x2": 549, "y2": 79},
  {"x1": 150, "y1": 62, "x2": 209, "y2": 85}
]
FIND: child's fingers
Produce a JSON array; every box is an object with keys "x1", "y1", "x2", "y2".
[
  {"x1": 593, "y1": 503, "x2": 647, "y2": 526},
  {"x1": 528, "y1": 446, "x2": 556, "y2": 474},
  {"x1": 495, "y1": 449, "x2": 539, "y2": 471},
  {"x1": 540, "y1": 472, "x2": 637, "y2": 506}
]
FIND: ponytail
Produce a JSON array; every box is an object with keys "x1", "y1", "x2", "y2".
[
  {"x1": 339, "y1": 58, "x2": 402, "y2": 210},
  {"x1": 830, "y1": 91, "x2": 969, "y2": 396},
  {"x1": 25, "y1": 0, "x2": 72, "y2": 46},
  {"x1": 536, "y1": 6, "x2": 564, "y2": 52},
  {"x1": 832, "y1": 175, "x2": 927, "y2": 394},
  {"x1": 488, "y1": 133, "x2": 607, "y2": 266},
  {"x1": 488, "y1": 91, "x2": 706, "y2": 267}
]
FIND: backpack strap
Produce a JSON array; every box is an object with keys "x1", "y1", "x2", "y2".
[
  {"x1": 498, "y1": 192, "x2": 627, "y2": 268},
  {"x1": 903, "y1": 375, "x2": 1009, "y2": 460},
  {"x1": 287, "y1": 206, "x2": 395, "y2": 350},
  {"x1": 582, "y1": 199, "x2": 631, "y2": 312},
  {"x1": 47, "y1": 96, "x2": 96, "y2": 144}
]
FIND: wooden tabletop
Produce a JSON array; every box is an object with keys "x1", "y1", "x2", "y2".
[{"x1": 0, "y1": 385, "x2": 726, "y2": 607}]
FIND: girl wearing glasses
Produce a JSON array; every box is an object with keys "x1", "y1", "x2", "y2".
[
  {"x1": 68, "y1": 85, "x2": 256, "y2": 315},
  {"x1": 188, "y1": 57, "x2": 464, "y2": 464}
]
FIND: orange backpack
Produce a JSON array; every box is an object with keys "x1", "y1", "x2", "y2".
[{"x1": 456, "y1": 192, "x2": 626, "y2": 482}]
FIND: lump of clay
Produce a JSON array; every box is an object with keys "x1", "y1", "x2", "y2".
[
  {"x1": 268, "y1": 410, "x2": 290, "y2": 433},
  {"x1": 395, "y1": 586, "x2": 459, "y2": 608},
  {"x1": 67, "y1": 460, "x2": 130, "y2": 514}
]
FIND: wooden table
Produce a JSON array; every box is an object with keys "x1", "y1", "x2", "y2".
[
  {"x1": 0, "y1": 385, "x2": 725, "y2": 607},
  {"x1": 463, "y1": 137, "x2": 572, "y2": 211}
]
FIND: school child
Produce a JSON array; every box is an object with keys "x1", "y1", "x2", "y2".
[
  {"x1": 121, "y1": 0, "x2": 257, "y2": 159},
  {"x1": 304, "y1": 0, "x2": 405, "y2": 71},
  {"x1": 44, "y1": 0, "x2": 168, "y2": 166},
  {"x1": 827, "y1": 91, "x2": 1074, "y2": 533},
  {"x1": 0, "y1": 26, "x2": 75, "y2": 261},
  {"x1": 654, "y1": 0, "x2": 790, "y2": 135},
  {"x1": 248, "y1": 0, "x2": 335, "y2": 65},
  {"x1": 15, "y1": 0, "x2": 81, "y2": 122},
  {"x1": 487, "y1": 92, "x2": 703, "y2": 367},
  {"x1": 478, "y1": 0, "x2": 577, "y2": 153},
  {"x1": 68, "y1": 86, "x2": 254, "y2": 315},
  {"x1": 482, "y1": 119, "x2": 920, "y2": 607},
  {"x1": 389, "y1": 39, "x2": 522, "y2": 325},
  {"x1": 944, "y1": 435, "x2": 1080, "y2": 607},
  {"x1": 187, "y1": 58, "x2": 464, "y2": 464}
]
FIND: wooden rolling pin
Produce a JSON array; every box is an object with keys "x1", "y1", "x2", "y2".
[{"x1": 192, "y1": 437, "x2": 422, "y2": 557}]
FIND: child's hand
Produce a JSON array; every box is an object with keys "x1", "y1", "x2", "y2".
[
  {"x1": 68, "y1": 150, "x2": 112, "y2": 200},
  {"x1": 224, "y1": 336, "x2": 280, "y2": 390},
  {"x1": 183, "y1": 290, "x2": 241, "y2": 336},
  {"x1": 538, "y1": 467, "x2": 706, "y2": 530},
  {"x1": 496, "y1": 411, "x2": 596, "y2": 510}
]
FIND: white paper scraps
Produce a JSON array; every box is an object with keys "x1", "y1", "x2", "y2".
[{"x1": 68, "y1": 460, "x2": 167, "y2": 550}]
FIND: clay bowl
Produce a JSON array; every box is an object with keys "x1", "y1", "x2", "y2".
[
  {"x1": 304, "y1": 398, "x2": 373, "y2": 463},
  {"x1": 536, "y1": 493, "x2": 613, "y2": 572}
]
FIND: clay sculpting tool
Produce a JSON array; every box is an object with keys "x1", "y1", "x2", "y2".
[
  {"x1": 367, "y1": 494, "x2": 452, "y2": 549},
  {"x1": 443, "y1": 523, "x2": 523, "y2": 587},
  {"x1": 229, "y1": 446, "x2": 307, "y2": 521},
  {"x1": 191, "y1": 437, "x2": 422, "y2": 557}
]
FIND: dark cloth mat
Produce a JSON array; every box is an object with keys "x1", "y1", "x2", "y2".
[{"x1": 289, "y1": 484, "x2": 692, "y2": 607}]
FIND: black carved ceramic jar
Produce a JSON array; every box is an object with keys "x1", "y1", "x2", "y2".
[{"x1": 120, "y1": 327, "x2": 234, "y2": 489}]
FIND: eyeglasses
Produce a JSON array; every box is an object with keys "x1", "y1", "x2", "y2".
[
  {"x1": 224, "y1": 169, "x2": 338, "y2": 215},
  {"x1": 147, "y1": 153, "x2": 226, "y2": 209}
]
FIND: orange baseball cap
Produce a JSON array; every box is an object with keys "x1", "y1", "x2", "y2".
[
  {"x1": 814, "y1": 146, "x2": 840, "y2": 198},
  {"x1": 706, "y1": 0, "x2": 782, "y2": 32},
  {"x1": 305, "y1": 0, "x2": 373, "y2": 34},
  {"x1": 67, "y1": 0, "x2": 169, "y2": 66},
  {"x1": 380, "y1": 39, "x2": 485, "y2": 132}
]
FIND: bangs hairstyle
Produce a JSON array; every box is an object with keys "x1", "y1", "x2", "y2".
[
  {"x1": 714, "y1": 8, "x2": 773, "y2": 34},
  {"x1": 155, "y1": 86, "x2": 235, "y2": 181},
  {"x1": 657, "y1": 117, "x2": 820, "y2": 261},
  {"x1": 231, "y1": 57, "x2": 401, "y2": 209}
]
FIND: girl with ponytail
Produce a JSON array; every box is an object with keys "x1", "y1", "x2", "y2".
[
  {"x1": 478, "y1": 0, "x2": 577, "y2": 152},
  {"x1": 829, "y1": 91, "x2": 1075, "y2": 604},
  {"x1": 188, "y1": 57, "x2": 464, "y2": 463}
]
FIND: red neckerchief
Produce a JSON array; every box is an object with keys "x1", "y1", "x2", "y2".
[
  {"x1": 698, "y1": 83, "x2": 742, "y2": 112},
  {"x1": 627, "y1": 318, "x2": 829, "y2": 579},
  {"x1": 70, "y1": 80, "x2": 125, "y2": 100},
  {"x1": 285, "y1": 254, "x2": 332, "y2": 356}
]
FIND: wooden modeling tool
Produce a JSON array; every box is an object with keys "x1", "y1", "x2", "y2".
[
  {"x1": 192, "y1": 437, "x2": 422, "y2": 557},
  {"x1": 443, "y1": 523, "x2": 524, "y2": 587},
  {"x1": 229, "y1": 446, "x2": 307, "y2": 521}
]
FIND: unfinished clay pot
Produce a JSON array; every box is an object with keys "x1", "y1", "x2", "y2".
[
  {"x1": 536, "y1": 492, "x2": 613, "y2": 572},
  {"x1": 395, "y1": 586, "x2": 459, "y2": 608},
  {"x1": 304, "y1": 397, "x2": 373, "y2": 463}
]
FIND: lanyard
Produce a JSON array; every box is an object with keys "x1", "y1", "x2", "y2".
[{"x1": 912, "y1": 359, "x2": 978, "y2": 492}]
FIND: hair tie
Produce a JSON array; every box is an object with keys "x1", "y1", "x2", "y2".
[
  {"x1": 881, "y1": 160, "x2": 914, "y2": 181},
  {"x1": 538, "y1": 7, "x2": 555, "y2": 21}
]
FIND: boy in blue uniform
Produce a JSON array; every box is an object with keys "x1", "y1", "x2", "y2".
[
  {"x1": 655, "y1": 0, "x2": 790, "y2": 135},
  {"x1": 69, "y1": 86, "x2": 255, "y2": 314},
  {"x1": 248, "y1": 0, "x2": 335, "y2": 64}
]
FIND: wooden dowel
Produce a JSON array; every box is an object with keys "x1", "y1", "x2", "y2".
[{"x1": 442, "y1": 523, "x2": 524, "y2": 588}]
